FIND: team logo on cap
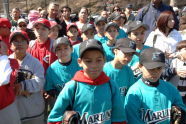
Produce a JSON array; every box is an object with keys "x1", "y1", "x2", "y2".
[{"x1": 152, "y1": 52, "x2": 165, "y2": 62}]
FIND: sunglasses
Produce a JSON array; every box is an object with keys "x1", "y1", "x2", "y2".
[
  {"x1": 19, "y1": 24, "x2": 27, "y2": 27},
  {"x1": 114, "y1": 9, "x2": 120, "y2": 11}
]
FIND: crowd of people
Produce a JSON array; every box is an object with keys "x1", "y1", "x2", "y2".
[{"x1": 0, "y1": 0, "x2": 186, "y2": 124}]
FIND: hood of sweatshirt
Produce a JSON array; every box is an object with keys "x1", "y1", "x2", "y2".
[{"x1": 72, "y1": 70, "x2": 110, "y2": 85}]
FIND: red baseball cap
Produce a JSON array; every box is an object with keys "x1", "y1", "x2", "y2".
[
  {"x1": 49, "y1": 21, "x2": 61, "y2": 29},
  {"x1": 9, "y1": 31, "x2": 29, "y2": 43},
  {"x1": 33, "y1": 18, "x2": 51, "y2": 29},
  {"x1": 0, "y1": 18, "x2": 11, "y2": 29}
]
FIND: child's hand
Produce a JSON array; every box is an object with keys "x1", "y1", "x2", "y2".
[
  {"x1": 176, "y1": 68, "x2": 186, "y2": 78},
  {"x1": 21, "y1": 91, "x2": 31, "y2": 97},
  {"x1": 43, "y1": 92, "x2": 53, "y2": 99},
  {"x1": 14, "y1": 83, "x2": 22, "y2": 96},
  {"x1": 0, "y1": 41, "x2": 7, "y2": 55}
]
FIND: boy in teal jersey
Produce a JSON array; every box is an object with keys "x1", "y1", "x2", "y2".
[
  {"x1": 109, "y1": 12, "x2": 128, "y2": 39},
  {"x1": 102, "y1": 22, "x2": 119, "y2": 62},
  {"x1": 45, "y1": 37, "x2": 80, "y2": 97},
  {"x1": 94, "y1": 16, "x2": 108, "y2": 44},
  {"x1": 72, "y1": 23, "x2": 96, "y2": 59},
  {"x1": 126, "y1": 21, "x2": 149, "y2": 80},
  {"x1": 125, "y1": 48, "x2": 186, "y2": 124},
  {"x1": 103, "y1": 38, "x2": 136, "y2": 102},
  {"x1": 48, "y1": 39, "x2": 127, "y2": 124}
]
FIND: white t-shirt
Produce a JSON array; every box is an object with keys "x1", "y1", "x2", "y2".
[
  {"x1": 0, "y1": 55, "x2": 12, "y2": 86},
  {"x1": 145, "y1": 29, "x2": 182, "y2": 53}
]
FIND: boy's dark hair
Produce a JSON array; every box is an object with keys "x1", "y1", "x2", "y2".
[
  {"x1": 61, "y1": 6, "x2": 71, "y2": 12},
  {"x1": 176, "y1": 40, "x2": 186, "y2": 51}
]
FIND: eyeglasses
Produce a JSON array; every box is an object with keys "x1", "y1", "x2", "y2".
[
  {"x1": 19, "y1": 24, "x2": 27, "y2": 27},
  {"x1": 114, "y1": 9, "x2": 120, "y2": 11}
]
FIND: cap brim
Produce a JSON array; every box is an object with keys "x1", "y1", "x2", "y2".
[
  {"x1": 119, "y1": 48, "x2": 136, "y2": 53},
  {"x1": 113, "y1": 16, "x2": 121, "y2": 21},
  {"x1": 33, "y1": 22, "x2": 49, "y2": 29},
  {"x1": 82, "y1": 27, "x2": 94, "y2": 33},
  {"x1": 143, "y1": 62, "x2": 165, "y2": 69},
  {"x1": 80, "y1": 46, "x2": 104, "y2": 58},
  {"x1": 133, "y1": 24, "x2": 149, "y2": 31},
  {"x1": 95, "y1": 19, "x2": 106, "y2": 25},
  {"x1": 51, "y1": 24, "x2": 61, "y2": 30},
  {"x1": 10, "y1": 32, "x2": 28, "y2": 43}
]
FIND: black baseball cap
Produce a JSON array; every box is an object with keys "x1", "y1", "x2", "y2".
[
  {"x1": 126, "y1": 21, "x2": 149, "y2": 34},
  {"x1": 94, "y1": 16, "x2": 107, "y2": 25},
  {"x1": 109, "y1": 12, "x2": 121, "y2": 21},
  {"x1": 81, "y1": 24, "x2": 95, "y2": 33},
  {"x1": 114, "y1": 38, "x2": 136, "y2": 53},
  {"x1": 79, "y1": 39, "x2": 104, "y2": 58},
  {"x1": 53, "y1": 37, "x2": 72, "y2": 52},
  {"x1": 139, "y1": 48, "x2": 165, "y2": 69},
  {"x1": 104, "y1": 22, "x2": 119, "y2": 32}
]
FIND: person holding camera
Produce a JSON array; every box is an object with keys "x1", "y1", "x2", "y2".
[
  {"x1": 0, "y1": 40, "x2": 21, "y2": 124},
  {"x1": 9, "y1": 31, "x2": 45, "y2": 124}
]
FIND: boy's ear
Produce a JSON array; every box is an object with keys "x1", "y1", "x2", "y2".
[
  {"x1": 77, "y1": 58, "x2": 83, "y2": 67},
  {"x1": 113, "y1": 48, "x2": 118, "y2": 55}
]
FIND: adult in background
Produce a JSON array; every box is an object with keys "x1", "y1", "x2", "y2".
[
  {"x1": 47, "y1": 2, "x2": 67, "y2": 37},
  {"x1": 47, "y1": 2, "x2": 60, "y2": 22},
  {"x1": 100, "y1": 10, "x2": 109, "y2": 19},
  {"x1": 135, "y1": 0, "x2": 178, "y2": 40},
  {"x1": 145, "y1": 11, "x2": 182, "y2": 54},
  {"x1": 112, "y1": 5, "x2": 121, "y2": 13},
  {"x1": 61, "y1": 6, "x2": 73, "y2": 25},
  {"x1": 124, "y1": 4, "x2": 135, "y2": 22},
  {"x1": 76, "y1": 7, "x2": 89, "y2": 31},
  {"x1": 17, "y1": 18, "x2": 36, "y2": 40},
  {"x1": 10, "y1": 8, "x2": 21, "y2": 29}
]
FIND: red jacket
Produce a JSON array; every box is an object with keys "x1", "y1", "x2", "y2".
[
  {"x1": 27, "y1": 38, "x2": 57, "y2": 72},
  {"x1": 0, "y1": 59, "x2": 19, "y2": 110}
]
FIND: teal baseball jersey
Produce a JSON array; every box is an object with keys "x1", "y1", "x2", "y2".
[
  {"x1": 48, "y1": 71, "x2": 126, "y2": 124},
  {"x1": 103, "y1": 61, "x2": 135, "y2": 102},
  {"x1": 94, "y1": 34, "x2": 108, "y2": 44},
  {"x1": 45, "y1": 58, "x2": 80, "y2": 94},
  {"x1": 102, "y1": 43, "x2": 115, "y2": 62},
  {"x1": 125, "y1": 79, "x2": 186, "y2": 124}
]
